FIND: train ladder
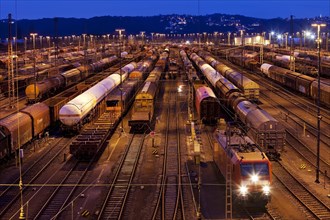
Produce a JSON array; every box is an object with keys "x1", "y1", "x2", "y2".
[{"x1": 225, "y1": 126, "x2": 233, "y2": 220}]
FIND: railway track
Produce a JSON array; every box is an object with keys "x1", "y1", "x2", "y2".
[
  {"x1": 97, "y1": 133, "x2": 145, "y2": 219},
  {"x1": 286, "y1": 129, "x2": 330, "y2": 177},
  {"x1": 33, "y1": 160, "x2": 93, "y2": 219},
  {"x1": 216, "y1": 57, "x2": 330, "y2": 143},
  {"x1": 206, "y1": 132, "x2": 283, "y2": 220},
  {"x1": 242, "y1": 207, "x2": 277, "y2": 220},
  {"x1": 259, "y1": 90, "x2": 330, "y2": 147},
  {"x1": 0, "y1": 55, "x2": 145, "y2": 219},
  {"x1": 272, "y1": 162, "x2": 330, "y2": 220},
  {"x1": 152, "y1": 89, "x2": 185, "y2": 220},
  {"x1": 0, "y1": 137, "x2": 73, "y2": 219},
  {"x1": 217, "y1": 58, "x2": 330, "y2": 165}
]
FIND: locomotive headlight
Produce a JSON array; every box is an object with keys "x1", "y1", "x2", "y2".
[
  {"x1": 251, "y1": 174, "x2": 259, "y2": 183},
  {"x1": 263, "y1": 185, "x2": 270, "y2": 195},
  {"x1": 239, "y1": 185, "x2": 248, "y2": 196}
]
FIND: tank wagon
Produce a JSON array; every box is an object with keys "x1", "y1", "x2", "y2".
[
  {"x1": 0, "y1": 56, "x2": 142, "y2": 161},
  {"x1": 59, "y1": 62, "x2": 137, "y2": 132},
  {"x1": 198, "y1": 51, "x2": 259, "y2": 100},
  {"x1": 213, "y1": 123, "x2": 272, "y2": 205},
  {"x1": 129, "y1": 54, "x2": 158, "y2": 80},
  {"x1": 190, "y1": 53, "x2": 285, "y2": 159},
  {"x1": 25, "y1": 56, "x2": 118, "y2": 102},
  {"x1": 261, "y1": 63, "x2": 330, "y2": 106},
  {"x1": 70, "y1": 52, "x2": 161, "y2": 159},
  {"x1": 180, "y1": 50, "x2": 199, "y2": 82}
]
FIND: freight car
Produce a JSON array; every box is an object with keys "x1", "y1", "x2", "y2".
[
  {"x1": 59, "y1": 62, "x2": 137, "y2": 132},
  {"x1": 69, "y1": 78, "x2": 139, "y2": 160},
  {"x1": 198, "y1": 51, "x2": 260, "y2": 100},
  {"x1": 0, "y1": 103, "x2": 50, "y2": 160},
  {"x1": 190, "y1": 53, "x2": 285, "y2": 159},
  {"x1": 129, "y1": 54, "x2": 158, "y2": 80},
  {"x1": 234, "y1": 100, "x2": 285, "y2": 159},
  {"x1": 129, "y1": 53, "x2": 166, "y2": 131},
  {"x1": 105, "y1": 51, "x2": 161, "y2": 117},
  {"x1": 180, "y1": 50, "x2": 199, "y2": 82},
  {"x1": 0, "y1": 61, "x2": 83, "y2": 97},
  {"x1": 106, "y1": 79, "x2": 140, "y2": 115},
  {"x1": 25, "y1": 55, "x2": 118, "y2": 102},
  {"x1": 68, "y1": 53, "x2": 161, "y2": 158},
  {"x1": 129, "y1": 80, "x2": 159, "y2": 131},
  {"x1": 261, "y1": 63, "x2": 330, "y2": 106},
  {"x1": 213, "y1": 123, "x2": 272, "y2": 205},
  {"x1": 193, "y1": 82, "x2": 221, "y2": 124}
]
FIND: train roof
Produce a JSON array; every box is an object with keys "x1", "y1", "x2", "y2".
[
  {"x1": 214, "y1": 129, "x2": 269, "y2": 162},
  {"x1": 136, "y1": 81, "x2": 157, "y2": 100},
  {"x1": 194, "y1": 84, "x2": 217, "y2": 101},
  {"x1": 107, "y1": 79, "x2": 139, "y2": 101},
  {"x1": 260, "y1": 63, "x2": 273, "y2": 74},
  {"x1": 225, "y1": 70, "x2": 259, "y2": 89}
]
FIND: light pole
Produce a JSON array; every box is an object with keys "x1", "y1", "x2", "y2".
[
  {"x1": 82, "y1": 34, "x2": 86, "y2": 48},
  {"x1": 269, "y1": 31, "x2": 274, "y2": 47},
  {"x1": 311, "y1": 23, "x2": 326, "y2": 183},
  {"x1": 227, "y1": 32, "x2": 231, "y2": 46},
  {"x1": 24, "y1": 37, "x2": 27, "y2": 64},
  {"x1": 240, "y1": 30, "x2": 244, "y2": 46},
  {"x1": 140, "y1": 31, "x2": 145, "y2": 45},
  {"x1": 30, "y1": 33, "x2": 38, "y2": 103},
  {"x1": 46, "y1": 36, "x2": 50, "y2": 67},
  {"x1": 284, "y1": 33, "x2": 288, "y2": 49},
  {"x1": 39, "y1": 35, "x2": 43, "y2": 49},
  {"x1": 116, "y1": 28, "x2": 125, "y2": 132}
]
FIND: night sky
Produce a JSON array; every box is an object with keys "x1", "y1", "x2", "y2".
[{"x1": 0, "y1": 0, "x2": 329, "y2": 20}]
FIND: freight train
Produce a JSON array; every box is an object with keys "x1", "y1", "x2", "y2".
[
  {"x1": 197, "y1": 51, "x2": 260, "y2": 101},
  {"x1": 213, "y1": 122, "x2": 272, "y2": 205},
  {"x1": 59, "y1": 61, "x2": 138, "y2": 132},
  {"x1": 180, "y1": 50, "x2": 221, "y2": 124},
  {"x1": 25, "y1": 55, "x2": 118, "y2": 102},
  {"x1": 189, "y1": 52, "x2": 285, "y2": 159},
  {"x1": 261, "y1": 63, "x2": 330, "y2": 106},
  {"x1": 180, "y1": 50, "x2": 199, "y2": 82},
  {"x1": 243, "y1": 45, "x2": 330, "y2": 77},
  {"x1": 0, "y1": 63, "x2": 77, "y2": 96},
  {"x1": 0, "y1": 103, "x2": 50, "y2": 160},
  {"x1": 193, "y1": 81, "x2": 221, "y2": 124},
  {"x1": 129, "y1": 50, "x2": 168, "y2": 131},
  {"x1": 0, "y1": 61, "x2": 139, "y2": 161},
  {"x1": 0, "y1": 47, "x2": 107, "y2": 96}
]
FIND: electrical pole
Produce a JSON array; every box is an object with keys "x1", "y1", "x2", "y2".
[
  {"x1": 7, "y1": 13, "x2": 15, "y2": 109},
  {"x1": 290, "y1": 15, "x2": 295, "y2": 72},
  {"x1": 116, "y1": 29, "x2": 125, "y2": 132},
  {"x1": 54, "y1": 17, "x2": 59, "y2": 74},
  {"x1": 311, "y1": 23, "x2": 326, "y2": 183},
  {"x1": 30, "y1": 33, "x2": 38, "y2": 103}
]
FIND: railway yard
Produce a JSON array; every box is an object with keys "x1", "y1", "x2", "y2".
[{"x1": 0, "y1": 39, "x2": 329, "y2": 220}]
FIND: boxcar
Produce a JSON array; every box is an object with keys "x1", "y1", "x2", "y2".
[
  {"x1": 0, "y1": 112, "x2": 33, "y2": 156},
  {"x1": 193, "y1": 82, "x2": 221, "y2": 124},
  {"x1": 20, "y1": 103, "x2": 50, "y2": 137}
]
